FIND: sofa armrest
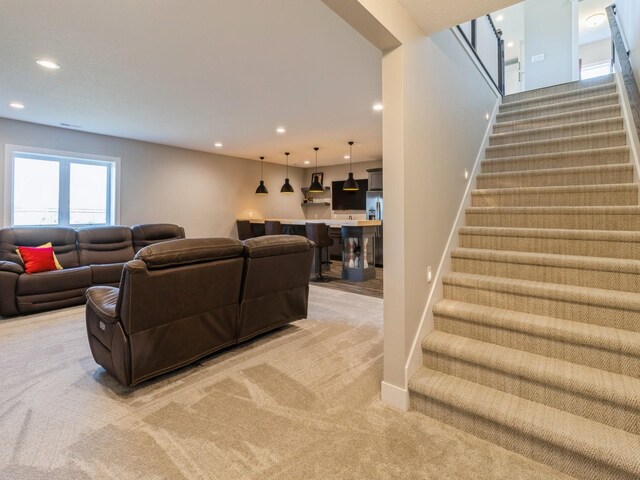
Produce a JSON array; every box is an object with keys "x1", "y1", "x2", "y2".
[
  {"x1": 0, "y1": 260, "x2": 24, "y2": 275},
  {"x1": 86, "y1": 286, "x2": 121, "y2": 324}
]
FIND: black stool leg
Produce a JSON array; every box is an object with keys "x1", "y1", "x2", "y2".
[{"x1": 311, "y1": 246, "x2": 331, "y2": 282}]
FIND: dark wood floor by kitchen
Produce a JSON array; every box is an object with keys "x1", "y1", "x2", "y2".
[{"x1": 312, "y1": 261, "x2": 383, "y2": 299}]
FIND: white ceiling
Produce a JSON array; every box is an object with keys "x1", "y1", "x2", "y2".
[
  {"x1": 579, "y1": 0, "x2": 613, "y2": 45},
  {"x1": 0, "y1": 0, "x2": 382, "y2": 168}
]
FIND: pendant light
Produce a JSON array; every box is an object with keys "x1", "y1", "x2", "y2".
[
  {"x1": 255, "y1": 156, "x2": 268, "y2": 195},
  {"x1": 280, "y1": 152, "x2": 294, "y2": 194},
  {"x1": 343, "y1": 141, "x2": 359, "y2": 191},
  {"x1": 308, "y1": 147, "x2": 324, "y2": 193}
]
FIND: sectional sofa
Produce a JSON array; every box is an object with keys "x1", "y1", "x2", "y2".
[{"x1": 0, "y1": 224, "x2": 184, "y2": 316}]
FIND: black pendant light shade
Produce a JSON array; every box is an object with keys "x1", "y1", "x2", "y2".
[
  {"x1": 308, "y1": 147, "x2": 324, "y2": 193},
  {"x1": 280, "y1": 152, "x2": 295, "y2": 194},
  {"x1": 343, "y1": 141, "x2": 359, "y2": 191},
  {"x1": 255, "y1": 156, "x2": 269, "y2": 195}
]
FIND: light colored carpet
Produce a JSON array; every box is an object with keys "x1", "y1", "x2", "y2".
[
  {"x1": 0, "y1": 286, "x2": 570, "y2": 480},
  {"x1": 411, "y1": 74, "x2": 640, "y2": 480}
]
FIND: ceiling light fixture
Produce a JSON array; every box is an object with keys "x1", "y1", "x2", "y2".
[
  {"x1": 214, "y1": 142, "x2": 222, "y2": 148},
  {"x1": 586, "y1": 13, "x2": 606, "y2": 27},
  {"x1": 308, "y1": 147, "x2": 324, "y2": 193},
  {"x1": 280, "y1": 152, "x2": 294, "y2": 194},
  {"x1": 495, "y1": 14, "x2": 504, "y2": 22},
  {"x1": 344, "y1": 155, "x2": 350, "y2": 159},
  {"x1": 304, "y1": 160, "x2": 310, "y2": 165},
  {"x1": 255, "y1": 156, "x2": 268, "y2": 195},
  {"x1": 343, "y1": 141, "x2": 359, "y2": 192},
  {"x1": 9, "y1": 102, "x2": 24, "y2": 109},
  {"x1": 36, "y1": 59, "x2": 60, "y2": 70},
  {"x1": 276, "y1": 127, "x2": 286, "y2": 134},
  {"x1": 507, "y1": 41, "x2": 515, "y2": 48},
  {"x1": 372, "y1": 103, "x2": 383, "y2": 112}
]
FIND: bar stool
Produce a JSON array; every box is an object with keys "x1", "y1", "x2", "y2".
[
  {"x1": 236, "y1": 220, "x2": 256, "y2": 241},
  {"x1": 305, "y1": 222, "x2": 333, "y2": 282},
  {"x1": 265, "y1": 220, "x2": 283, "y2": 236}
]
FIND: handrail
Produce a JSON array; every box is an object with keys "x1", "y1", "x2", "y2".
[
  {"x1": 456, "y1": 14, "x2": 505, "y2": 96},
  {"x1": 607, "y1": 4, "x2": 640, "y2": 141}
]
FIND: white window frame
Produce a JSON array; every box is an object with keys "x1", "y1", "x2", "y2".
[{"x1": 3, "y1": 145, "x2": 121, "y2": 227}]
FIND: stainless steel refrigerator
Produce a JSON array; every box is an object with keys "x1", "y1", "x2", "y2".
[{"x1": 366, "y1": 191, "x2": 383, "y2": 267}]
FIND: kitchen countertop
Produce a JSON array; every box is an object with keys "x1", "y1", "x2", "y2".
[{"x1": 241, "y1": 218, "x2": 381, "y2": 227}]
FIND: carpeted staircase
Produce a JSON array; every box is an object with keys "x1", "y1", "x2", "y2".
[{"x1": 409, "y1": 74, "x2": 640, "y2": 480}]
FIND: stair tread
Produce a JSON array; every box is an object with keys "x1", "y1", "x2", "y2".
[
  {"x1": 503, "y1": 75, "x2": 614, "y2": 103},
  {"x1": 495, "y1": 105, "x2": 621, "y2": 131},
  {"x1": 481, "y1": 146, "x2": 630, "y2": 167},
  {"x1": 477, "y1": 163, "x2": 633, "y2": 180},
  {"x1": 490, "y1": 117, "x2": 624, "y2": 141},
  {"x1": 466, "y1": 205, "x2": 640, "y2": 213},
  {"x1": 496, "y1": 93, "x2": 619, "y2": 122},
  {"x1": 409, "y1": 367, "x2": 640, "y2": 476},
  {"x1": 486, "y1": 130, "x2": 626, "y2": 153},
  {"x1": 443, "y1": 271, "x2": 640, "y2": 311},
  {"x1": 433, "y1": 299, "x2": 640, "y2": 357},
  {"x1": 422, "y1": 330, "x2": 640, "y2": 410},
  {"x1": 500, "y1": 83, "x2": 617, "y2": 110},
  {"x1": 452, "y1": 247, "x2": 640, "y2": 273},
  {"x1": 472, "y1": 182, "x2": 637, "y2": 195},
  {"x1": 458, "y1": 226, "x2": 640, "y2": 241}
]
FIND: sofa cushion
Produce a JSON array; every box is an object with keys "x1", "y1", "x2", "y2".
[
  {"x1": 135, "y1": 238, "x2": 243, "y2": 270},
  {"x1": 242, "y1": 235, "x2": 314, "y2": 258},
  {"x1": 17, "y1": 246, "x2": 58, "y2": 274},
  {"x1": 131, "y1": 223, "x2": 185, "y2": 252},
  {"x1": 17, "y1": 266, "x2": 92, "y2": 295},
  {"x1": 77, "y1": 226, "x2": 135, "y2": 266},
  {"x1": 0, "y1": 227, "x2": 79, "y2": 268},
  {"x1": 90, "y1": 262, "x2": 125, "y2": 286}
]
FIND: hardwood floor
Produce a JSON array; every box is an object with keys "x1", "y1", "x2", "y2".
[{"x1": 312, "y1": 261, "x2": 383, "y2": 299}]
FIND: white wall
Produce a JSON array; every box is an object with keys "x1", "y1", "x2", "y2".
[
  {"x1": 579, "y1": 39, "x2": 611, "y2": 67},
  {"x1": 0, "y1": 118, "x2": 306, "y2": 238},
  {"x1": 524, "y1": 0, "x2": 579, "y2": 90},
  {"x1": 616, "y1": 0, "x2": 640, "y2": 90},
  {"x1": 302, "y1": 159, "x2": 382, "y2": 218},
  {"x1": 329, "y1": 0, "x2": 500, "y2": 407}
]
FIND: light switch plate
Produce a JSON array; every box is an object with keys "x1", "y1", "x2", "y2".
[{"x1": 532, "y1": 54, "x2": 545, "y2": 63}]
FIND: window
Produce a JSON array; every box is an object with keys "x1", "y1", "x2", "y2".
[{"x1": 6, "y1": 147, "x2": 119, "y2": 227}]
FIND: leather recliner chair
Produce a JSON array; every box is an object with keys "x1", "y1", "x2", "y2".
[
  {"x1": 131, "y1": 223, "x2": 186, "y2": 252},
  {"x1": 86, "y1": 238, "x2": 245, "y2": 386}
]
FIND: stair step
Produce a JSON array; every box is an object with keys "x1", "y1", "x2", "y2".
[
  {"x1": 476, "y1": 164, "x2": 634, "y2": 189},
  {"x1": 465, "y1": 205, "x2": 640, "y2": 230},
  {"x1": 409, "y1": 368, "x2": 640, "y2": 480},
  {"x1": 443, "y1": 272, "x2": 640, "y2": 332},
  {"x1": 499, "y1": 83, "x2": 617, "y2": 113},
  {"x1": 452, "y1": 247, "x2": 640, "y2": 293},
  {"x1": 481, "y1": 146, "x2": 630, "y2": 174},
  {"x1": 471, "y1": 183, "x2": 638, "y2": 207},
  {"x1": 503, "y1": 75, "x2": 615, "y2": 104},
  {"x1": 433, "y1": 299, "x2": 640, "y2": 378},
  {"x1": 496, "y1": 93, "x2": 619, "y2": 123},
  {"x1": 422, "y1": 330, "x2": 640, "y2": 434},
  {"x1": 493, "y1": 105, "x2": 622, "y2": 134},
  {"x1": 485, "y1": 131, "x2": 627, "y2": 159},
  {"x1": 458, "y1": 226, "x2": 640, "y2": 259},
  {"x1": 489, "y1": 117, "x2": 624, "y2": 146}
]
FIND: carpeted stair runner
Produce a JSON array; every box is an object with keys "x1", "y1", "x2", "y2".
[{"x1": 409, "y1": 74, "x2": 640, "y2": 479}]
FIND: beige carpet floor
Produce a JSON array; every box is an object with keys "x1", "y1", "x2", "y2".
[{"x1": 0, "y1": 286, "x2": 570, "y2": 480}]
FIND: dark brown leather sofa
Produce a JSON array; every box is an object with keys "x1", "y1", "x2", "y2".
[
  {"x1": 0, "y1": 223, "x2": 184, "y2": 316},
  {"x1": 85, "y1": 235, "x2": 314, "y2": 386}
]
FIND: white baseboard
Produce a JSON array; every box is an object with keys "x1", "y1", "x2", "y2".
[
  {"x1": 613, "y1": 67, "x2": 640, "y2": 182},
  {"x1": 381, "y1": 380, "x2": 409, "y2": 411}
]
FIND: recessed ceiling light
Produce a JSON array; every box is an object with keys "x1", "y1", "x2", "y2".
[
  {"x1": 586, "y1": 13, "x2": 605, "y2": 27},
  {"x1": 36, "y1": 59, "x2": 60, "y2": 70},
  {"x1": 344, "y1": 155, "x2": 350, "y2": 159},
  {"x1": 373, "y1": 103, "x2": 383, "y2": 111},
  {"x1": 495, "y1": 14, "x2": 504, "y2": 22},
  {"x1": 9, "y1": 102, "x2": 24, "y2": 109},
  {"x1": 304, "y1": 160, "x2": 310, "y2": 165},
  {"x1": 214, "y1": 142, "x2": 223, "y2": 148},
  {"x1": 276, "y1": 127, "x2": 286, "y2": 134},
  {"x1": 507, "y1": 41, "x2": 515, "y2": 48}
]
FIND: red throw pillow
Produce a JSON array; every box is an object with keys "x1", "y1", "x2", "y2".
[{"x1": 17, "y1": 246, "x2": 58, "y2": 274}]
